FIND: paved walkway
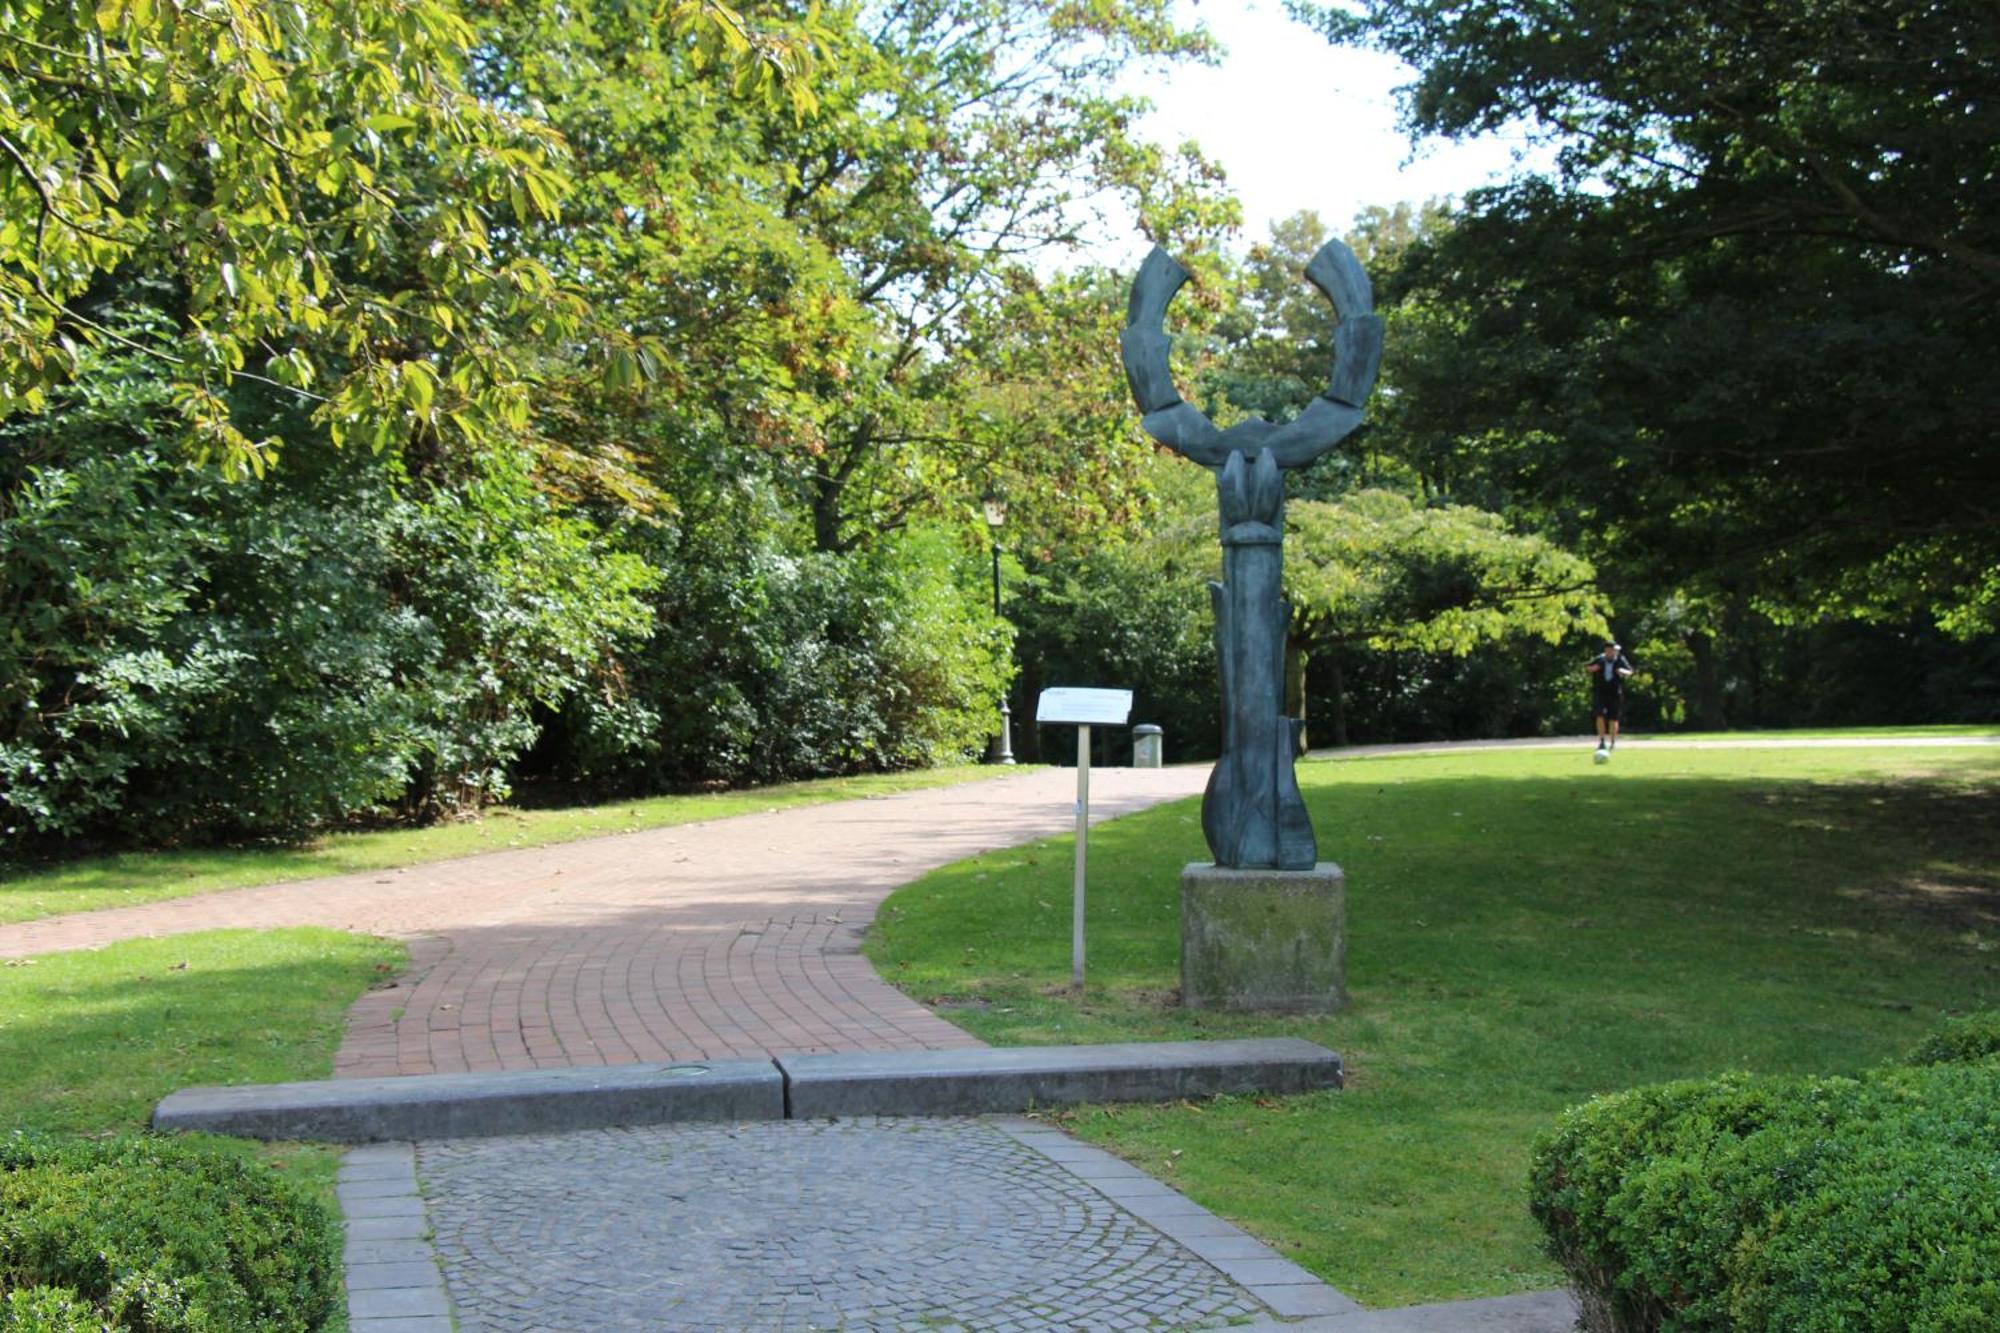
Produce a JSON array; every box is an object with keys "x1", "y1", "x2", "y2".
[
  {"x1": 339, "y1": 1119, "x2": 1575, "y2": 1333},
  {"x1": 0, "y1": 767, "x2": 1207, "y2": 1077},
  {"x1": 418, "y1": 1119, "x2": 1273, "y2": 1330}
]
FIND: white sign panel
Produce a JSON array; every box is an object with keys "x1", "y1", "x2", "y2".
[{"x1": 1036, "y1": 687, "x2": 1133, "y2": 727}]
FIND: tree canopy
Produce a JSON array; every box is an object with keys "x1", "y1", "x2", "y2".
[
  {"x1": 1296, "y1": 0, "x2": 2000, "y2": 638},
  {"x1": 0, "y1": 0, "x2": 1241, "y2": 851},
  {"x1": 0, "y1": 0, "x2": 816, "y2": 475}
]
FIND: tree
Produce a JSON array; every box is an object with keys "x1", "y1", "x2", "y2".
[
  {"x1": 0, "y1": 342, "x2": 661, "y2": 846},
  {"x1": 1196, "y1": 204, "x2": 1457, "y2": 502},
  {"x1": 0, "y1": 0, "x2": 815, "y2": 477},
  {"x1": 1294, "y1": 0, "x2": 2000, "y2": 637},
  {"x1": 749, "y1": 0, "x2": 1235, "y2": 552},
  {"x1": 1284, "y1": 488, "x2": 1605, "y2": 744}
]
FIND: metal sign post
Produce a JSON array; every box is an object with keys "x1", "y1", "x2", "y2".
[
  {"x1": 1035, "y1": 687, "x2": 1133, "y2": 991},
  {"x1": 1073, "y1": 723, "x2": 1089, "y2": 988}
]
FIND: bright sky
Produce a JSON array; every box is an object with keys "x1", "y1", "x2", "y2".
[{"x1": 1101, "y1": 0, "x2": 1543, "y2": 257}]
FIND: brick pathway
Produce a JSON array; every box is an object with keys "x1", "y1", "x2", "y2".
[{"x1": 0, "y1": 767, "x2": 1207, "y2": 1078}]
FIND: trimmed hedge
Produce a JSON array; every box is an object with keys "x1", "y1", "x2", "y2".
[
  {"x1": 0, "y1": 1135, "x2": 340, "y2": 1331},
  {"x1": 1529, "y1": 1019, "x2": 2000, "y2": 1333},
  {"x1": 1906, "y1": 1011, "x2": 2000, "y2": 1068},
  {"x1": 0, "y1": 1288, "x2": 95, "y2": 1333}
]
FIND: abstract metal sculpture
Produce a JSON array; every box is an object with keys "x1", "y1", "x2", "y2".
[{"x1": 1120, "y1": 243, "x2": 1382, "y2": 870}]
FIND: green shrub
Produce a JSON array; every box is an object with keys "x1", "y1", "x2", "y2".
[
  {"x1": 1530, "y1": 1025, "x2": 2000, "y2": 1332},
  {"x1": 0, "y1": 348, "x2": 656, "y2": 850},
  {"x1": 1906, "y1": 1011, "x2": 2000, "y2": 1067},
  {"x1": 0, "y1": 1288, "x2": 96, "y2": 1333},
  {"x1": 0, "y1": 1134, "x2": 340, "y2": 1331},
  {"x1": 574, "y1": 522, "x2": 1009, "y2": 788}
]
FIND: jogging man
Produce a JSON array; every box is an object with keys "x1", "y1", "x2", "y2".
[{"x1": 1587, "y1": 640, "x2": 1635, "y2": 756}]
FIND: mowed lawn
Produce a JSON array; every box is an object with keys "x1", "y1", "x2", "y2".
[
  {"x1": 0, "y1": 928, "x2": 401, "y2": 1136},
  {"x1": 0, "y1": 928, "x2": 406, "y2": 1231},
  {"x1": 865, "y1": 744, "x2": 2000, "y2": 1307}
]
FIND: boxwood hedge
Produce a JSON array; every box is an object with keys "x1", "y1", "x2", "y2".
[
  {"x1": 0, "y1": 1134, "x2": 340, "y2": 1331},
  {"x1": 1530, "y1": 1016, "x2": 2000, "y2": 1333},
  {"x1": 1905, "y1": 1011, "x2": 2000, "y2": 1069}
]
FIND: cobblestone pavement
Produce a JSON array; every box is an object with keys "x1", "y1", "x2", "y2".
[
  {"x1": 416, "y1": 1118, "x2": 1273, "y2": 1331},
  {"x1": 0, "y1": 766, "x2": 1207, "y2": 1076}
]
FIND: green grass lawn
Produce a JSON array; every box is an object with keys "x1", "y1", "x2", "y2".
[
  {"x1": 0, "y1": 764, "x2": 1025, "y2": 926},
  {"x1": 1615, "y1": 724, "x2": 1999, "y2": 742},
  {"x1": 866, "y1": 744, "x2": 2000, "y2": 1308},
  {"x1": 0, "y1": 928, "x2": 401, "y2": 1135},
  {"x1": 0, "y1": 926, "x2": 404, "y2": 1309}
]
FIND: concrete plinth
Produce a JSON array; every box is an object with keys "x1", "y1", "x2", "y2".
[{"x1": 1181, "y1": 862, "x2": 1347, "y2": 1012}]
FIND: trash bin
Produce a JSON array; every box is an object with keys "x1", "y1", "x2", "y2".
[{"x1": 1132, "y1": 724, "x2": 1163, "y2": 768}]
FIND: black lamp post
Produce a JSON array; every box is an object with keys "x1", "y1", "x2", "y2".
[{"x1": 983, "y1": 493, "x2": 1015, "y2": 765}]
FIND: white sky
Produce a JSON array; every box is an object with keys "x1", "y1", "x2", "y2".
[{"x1": 1097, "y1": 0, "x2": 1545, "y2": 258}]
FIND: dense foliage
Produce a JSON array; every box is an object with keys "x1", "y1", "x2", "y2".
[
  {"x1": 0, "y1": 1134, "x2": 339, "y2": 1331},
  {"x1": 5, "y1": 0, "x2": 1993, "y2": 849},
  {"x1": 0, "y1": 352, "x2": 658, "y2": 843},
  {"x1": 1529, "y1": 1019, "x2": 2000, "y2": 1332},
  {"x1": 1294, "y1": 0, "x2": 2000, "y2": 657},
  {"x1": 0, "y1": 0, "x2": 1224, "y2": 852}
]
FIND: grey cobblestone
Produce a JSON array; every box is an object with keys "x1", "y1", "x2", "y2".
[{"x1": 417, "y1": 1117, "x2": 1269, "y2": 1330}]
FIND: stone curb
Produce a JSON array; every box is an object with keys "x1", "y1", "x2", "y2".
[
  {"x1": 1238, "y1": 1288, "x2": 1581, "y2": 1331},
  {"x1": 338, "y1": 1144, "x2": 454, "y2": 1333},
  {"x1": 991, "y1": 1116, "x2": 1366, "y2": 1321},
  {"x1": 994, "y1": 1117, "x2": 1578, "y2": 1330},
  {"x1": 782, "y1": 1037, "x2": 1343, "y2": 1118},
  {"x1": 155, "y1": 1058, "x2": 782, "y2": 1142},
  {"x1": 153, "y1": 1038, "x2": 1342, "y2": 1142}
]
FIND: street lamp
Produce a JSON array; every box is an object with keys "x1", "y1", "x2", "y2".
[{"x1": 983, "y1": 492, "x2": 1016, "y2": 765}]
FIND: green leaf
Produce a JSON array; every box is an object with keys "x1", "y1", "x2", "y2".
[{"x1": 403, "y1": 362, "x2": 437, "y2": 416}]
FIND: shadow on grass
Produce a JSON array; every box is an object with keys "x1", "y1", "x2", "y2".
[
  {"x1": 1749, "y1": 783, "x2": 2000, "y2": 931},
  {"x1": 0, "y1": 929, "x2": 402, "y2": 1137}
]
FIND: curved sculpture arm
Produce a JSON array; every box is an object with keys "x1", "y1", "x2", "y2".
[{"x1": 1119, "y1": 240, "x2": 1382, "y2": 470}]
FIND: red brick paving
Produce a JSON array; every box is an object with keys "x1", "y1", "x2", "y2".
[{"x1": 0, "y1": 767, "x2": 1208, "y2": 1077}]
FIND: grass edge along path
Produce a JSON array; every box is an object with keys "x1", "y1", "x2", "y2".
[
  {"x1": 865, "y1": 744, "x2": 2000, "y2": 1308},
  {"x1": 0, "y1": 927, "x2": 403, "y2": 1136},
  {"x1": 0, "y1": 764, "x2": 1031, "y2": 927},
  {"x1": 1617, "y1": 724, "x2": 1998, "y2": 741},
  {"x1": 0, "y1": 925, "x2": 406, "y2": 1322}
]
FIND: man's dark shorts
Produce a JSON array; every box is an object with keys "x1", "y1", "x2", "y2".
[{"x1": 1593, "y1": 690, "x2": 1624, "y2": 722}]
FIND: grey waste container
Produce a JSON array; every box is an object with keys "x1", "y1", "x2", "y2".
[{"x1": 1132, "y1": 724, "x2": 1163, "y2": 768}]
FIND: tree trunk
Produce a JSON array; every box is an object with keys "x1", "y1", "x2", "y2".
[
  {"x1": 1327, "y1": 642, "x2": 1349, "y2": 748},
  {"x1": 811, "y1": 472, "x2": 844, "y2": 553},
  {"x1": 1688, "y1": 631, "x2": 1725, "y2": 730}
]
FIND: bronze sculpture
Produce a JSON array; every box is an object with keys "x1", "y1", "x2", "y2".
[{"x1": 1120, "y1": 242, "x2": 1382, "y2": 870}]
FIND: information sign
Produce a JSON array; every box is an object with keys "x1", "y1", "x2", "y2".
[
  {"x1": 1035, "y1": 687, "x2": 1133, "y2": 727},
  {"x1": 1034, "y1": 687, "x2": 1133, "y2": 989}
]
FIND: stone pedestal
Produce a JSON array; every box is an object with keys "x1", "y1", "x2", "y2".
[{"x1": 1180, "y1": 862, "x2": 1347, "y2": 1012}]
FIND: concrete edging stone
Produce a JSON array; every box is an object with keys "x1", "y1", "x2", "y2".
[
  {"x1": 154, "y1": 1058, "x2": 782, "y2": 1142},
  {"x1": 781, "y1": 1037, "x2": 1343, "y2": 1118},
  {"x1": 153, "y1": 1038, "x2": 1343, "y2": 1142}
]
